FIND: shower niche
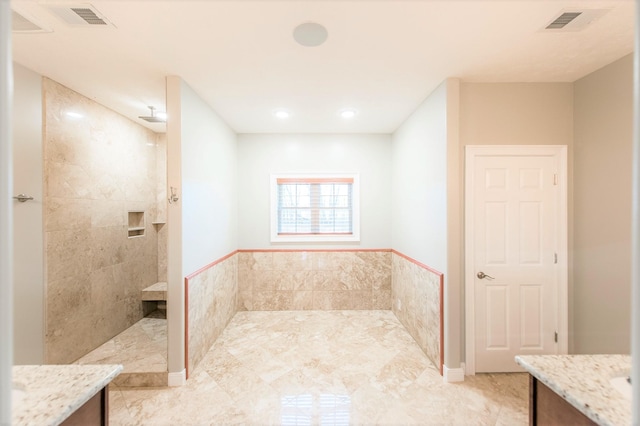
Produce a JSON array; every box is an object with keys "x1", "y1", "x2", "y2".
[{"x1": 128, "y1": 210, "x2": 145, "y2": 238}]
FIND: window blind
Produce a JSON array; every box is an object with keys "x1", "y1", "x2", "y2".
[{"x1": 276, "y1": 177, "x2": 353, "y2": 235}]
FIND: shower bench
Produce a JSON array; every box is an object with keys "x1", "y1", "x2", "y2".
[{"x1": 141, "y1": 282, "x2": 167, "y2": 313}]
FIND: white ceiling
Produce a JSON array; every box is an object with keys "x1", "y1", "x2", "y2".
[{"x1": 11, "y1": 0, "x2": 635, "y2": 134}]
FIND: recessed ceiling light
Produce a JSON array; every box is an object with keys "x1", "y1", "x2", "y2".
[
  {"x1": 65, "y1": 111, "x2": 84, "y2": 119},
  {"x1": 273, "y1": 109, "x2": 290, "y2": 119},
  {"x1": 293, "y1": 22, "x2": 328, "y2": 47},
  {"x1": 340, "y1": 109, "x2": 357, "y2": 119}
]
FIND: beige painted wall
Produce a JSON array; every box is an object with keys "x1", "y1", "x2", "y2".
[
  {"x1": 458, "y1": 82, "x2": 574, "y2": 363},
  {"x1": 573, "y1": 53, "x2": 633, "y2": 354},
  {"x1": 460, "y1": 83, "x2": 574, "y2": 147},
  {"x1": 12, "y1": 63, "x2": 44, "y2": 364}
]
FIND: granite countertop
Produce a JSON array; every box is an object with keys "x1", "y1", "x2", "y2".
[
  {"x1": 12, "y1": 364, "x2": 123, "y2": 426},
  {"x1": 515, "y1": 354, "x2": 631, "y2": 426}
]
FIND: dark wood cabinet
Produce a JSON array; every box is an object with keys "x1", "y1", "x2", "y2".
[
  {"x1": 529, "y1": 375, "x2": 596, "y2": 426},
  {"x1": 61, "y1": 385, "x2": 109, "y2": 426}
]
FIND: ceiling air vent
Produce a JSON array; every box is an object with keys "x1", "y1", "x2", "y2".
[
  {"x1": 70, "y1": 8, "x2": 107, "y2": 25},
  {"x1": 546, "y1": 12, "x2": 582, "y2": 29},
  {"x1": 11, "y1": 9, "x2": 51, "y2": 33},
  {"x1": 46, "y1": 4, "x2": 115, "y2": 27},
  {"x1": 543, "y1": 9, "x2": 609, "y2": 32}
]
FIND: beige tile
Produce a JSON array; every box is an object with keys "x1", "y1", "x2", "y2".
[
  {"x1": 291, "y1": 290, "x2": 314, "y2": 310},
  {"x1": 91, "y1": 226, "x2": 127, "y2": 270},
  {"x1": 352, "y1": 290, "x2": 373, "y2": 310},
  {"x1": 45, "y1": 161, "x2": 96, "y2": 199},
  {"x1": 43, "y1": 78, "x2": 161, "y2": 367},
  {"x1": 109, "y1": 311, "x2": 528, "y2": 425},
  {"x1": 46, "y1": 229, "x2": 93, "y2": 282},
  {"x1": 373, "y1": 289, "x2": 392, "y2": 310},
  {"x1": 272, "y1": 251, "x2": 313, "y2": 271},
  {"x1": 253, "y1": 290, "x2": 293, "y2": 311},
  {"x1": 45, "y1": 197, "x2": 92, "y2": 231},
  {"x1": 45, "y1": 313, "x2": 94, "y2": 364},
  {"x1": 187, "y1": 255, "x2": 238, "y2": 373},
  {"x1": 291, "y1": 270, "x2": 315, "y2": 291},
  {"x1": 240, "y1": 251, "x2": 273, "y2": 270},
  {"x1": 392, "y1": 252, "x2": 442, "y2": 370}
]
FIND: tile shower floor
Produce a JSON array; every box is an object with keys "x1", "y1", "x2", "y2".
[
  {"x1": 109, "y1": 310, "x2": 528, "y2": 425},
  {"x1": 75, "y1": 310, "x2": 167, "y2": 386}
]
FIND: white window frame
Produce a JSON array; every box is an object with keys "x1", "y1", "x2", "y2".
[{"x1": 270, "y1": 173, "x2": 360, "y2": 243}]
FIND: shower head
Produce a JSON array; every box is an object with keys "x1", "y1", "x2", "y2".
[{"x1": 138, "y1": 106, "x2": 166, "y2": 123}]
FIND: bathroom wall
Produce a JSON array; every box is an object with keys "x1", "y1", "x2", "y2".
[
  {"x1": 238, "y1": 250, "x2": 391, "y2": 311},
  {"x1": 391, "y1": 80, "x2": 449, "y2": 275},
  {"x1": 457, "y1": 81, "x2": 574, "y2": 365},
  {"x1": 573, "y1": 53, "x2": 633, "y2": 354},
  {"x1": 43, "y1": 78, "x2": 161, "y2": 363},
  {"x1": 181, "y1": 85, "x2": 237, "y2": 275},
  {"x1": 235, "y1": 134, "x2": 391, "y2": 315},
  {"x1": 237, "y1": 133, "x2": 392, "y2": 249},
  {"x1": 12, "y1": 63, "x2": 44, "y2": 364},
  {"x1": 391, "y1": 79, "x2": 457, "y2": 372},
  {"x1": 166, "y1": 76, "x2": 238, "y2": 379},
  {"x1": 392, "y1": 252, "x2": 442, "y2": 371}
]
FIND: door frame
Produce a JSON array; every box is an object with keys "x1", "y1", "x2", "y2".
[{"x1": 464, "y1": 145, "x2": 568, "y2": 375}]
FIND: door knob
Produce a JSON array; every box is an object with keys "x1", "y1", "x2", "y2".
[
  {"x1": 477, "y1": 271, "x2": 495, "y2": 280},
  {"x1": 13, "y1": 194, "x2": 34, "y2": 203}
]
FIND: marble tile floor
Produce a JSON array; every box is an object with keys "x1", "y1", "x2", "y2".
[
  {"x1": 75, "y1": 310, "x2": 168, "y2": 387},
  {"x1": 110, "y1": 310, "x2": 528, "y2": 425}
]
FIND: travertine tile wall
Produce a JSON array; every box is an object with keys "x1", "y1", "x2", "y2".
[
  {"x1": 187, "y1": 254, "x2": 238, "y2": 374},
  {"x1": 43, "y1": 78, "x2": 163, "y2": 364},
  {"x1": 238, "y1": 251, "x2": 391, "y2": 311},
  {"x1": 391, "y1": 252, "x2": 442, "y2": 370}
]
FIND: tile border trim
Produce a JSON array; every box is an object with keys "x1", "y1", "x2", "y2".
[
  {"x1": 185, "y1": 250, "x2": 239, "y2": 280},
  {"x1": 237, "y1": 248, "x2": 392, "y2": 253}
]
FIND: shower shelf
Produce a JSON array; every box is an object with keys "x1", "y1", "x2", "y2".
[{"x1": 128, "y1": 211, "x2": 145, "y2": 238}]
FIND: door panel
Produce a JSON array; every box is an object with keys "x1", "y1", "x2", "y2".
[
  {"x1": 485, "y1": 286, "x2": 508, "y2": 348},
  {"x1": 485, "y1": 202, "x2": 507, "y2": 264},
  {"x1": 520, "y1": 285, "x2": 542, "y2": 348},
  {"x1": 473, "y1": 154, "x2": 558, "y2": 372}
]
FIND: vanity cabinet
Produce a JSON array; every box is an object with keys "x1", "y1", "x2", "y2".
[
  {"x1": 529, "y1": 375, "x2": 596, "y2": 425},
  {"x1": 61, "y1": 385, "x2": 109, "y2": 426},
  {"x1": 12, "y1": 364, "x2": 121, "y2": 426}
]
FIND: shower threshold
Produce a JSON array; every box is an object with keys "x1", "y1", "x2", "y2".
[{"x1": 74, "y1": 310, "x2": 167, "y2": 387}]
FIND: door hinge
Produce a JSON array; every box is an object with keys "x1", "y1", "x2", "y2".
[
  {"x1": 554, "y1": 253, "x2": 558, "y2": 264},
  {"x1": 553, "y1": 174, "x2": 558, "y2": 185},
  {"x1": 554, "y1": 331, "x2": 558, "y2": 343}
]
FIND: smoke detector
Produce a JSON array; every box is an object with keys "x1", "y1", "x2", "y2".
[
  {"x1": 542, "y1": 9, "x2": 609, "y2": 32},
  {"x1": 46, "y1": 4, "x2": 115, "y2": 27}
]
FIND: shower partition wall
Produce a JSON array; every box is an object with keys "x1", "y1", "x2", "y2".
[{"x1": 42, "y1": 78, "x2": 167, "y2": 369}]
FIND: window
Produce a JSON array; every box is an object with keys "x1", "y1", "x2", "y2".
[{"x1": 270, "y1": 174, "x2": 360, "y2": 242}]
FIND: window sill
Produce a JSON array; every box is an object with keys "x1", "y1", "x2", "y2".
[{"x1": 271, "y1": 234, "x2": 360, "y2": 243}]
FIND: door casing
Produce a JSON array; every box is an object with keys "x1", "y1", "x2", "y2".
[{"x1": 464, "y1": 145, "x2": 568, "y2": 375}]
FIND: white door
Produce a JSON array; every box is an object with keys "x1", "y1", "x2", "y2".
[{"x1": 465, "y1": 145, "x2": 568, "y2": 374}]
